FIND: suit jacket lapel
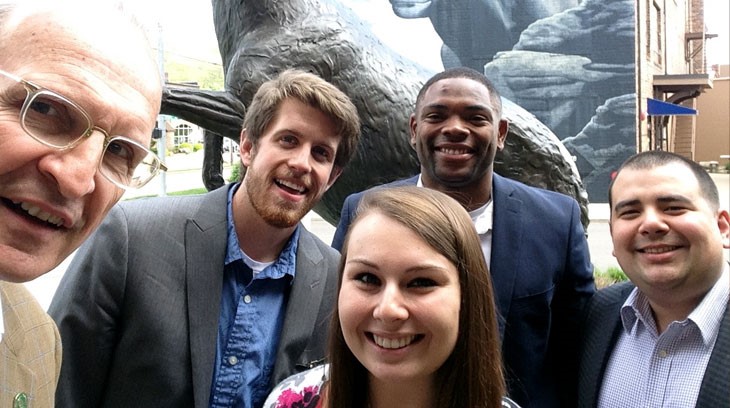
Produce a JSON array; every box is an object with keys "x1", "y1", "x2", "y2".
[
  {"x1": 185, "y1": 187, "x2": 229, "y2": 408},
  {"x1": 696, "y1": 301, "x2": 730, "y2": 407},
  {"x1": 490, "y1": 174, "x2": 522, "y2": 337},
  {"x1": 0, "y1": 283, "x2": 34, "y2": 392},
  {"x1": 579, "y1": 283, "x2": 632, "y2": 407},
  {"x1": 272, "y1": 229, "x2": 328, "y2": 379}
]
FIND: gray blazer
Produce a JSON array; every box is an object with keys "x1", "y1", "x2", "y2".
[
  {"x1": 577, "y1": 281, "x2": 730, "y2": 407},
  {"x1": 49, "y1": 185, "x2": 339, "y2": 408}
]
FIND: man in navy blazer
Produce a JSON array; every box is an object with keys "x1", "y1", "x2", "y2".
[
  {"x1": 577, "y1": 151, "x2": 730, "y2": 407},
  {"x1": 332, "y1": 67, "x2": 595, "y2": 407}
]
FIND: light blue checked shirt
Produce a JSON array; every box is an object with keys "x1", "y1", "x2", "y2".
[{"x1": 598, "y1": 264, "x2": 729, "y2": 408}]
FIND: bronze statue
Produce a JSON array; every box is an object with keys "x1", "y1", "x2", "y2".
[
  {"x1": 160, "y1": 0, "x2": 590, "y2": 227},
  {"x1": 389, "y1": 0, "x2": 578, "y2": 71}
]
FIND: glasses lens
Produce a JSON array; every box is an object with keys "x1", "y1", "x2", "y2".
[
  {"x1": 101, "y1": 137, "x2": 161, "y2": 189},
  {"x1": 21, "y1": 90, "x2": 91, "y2": 148}
]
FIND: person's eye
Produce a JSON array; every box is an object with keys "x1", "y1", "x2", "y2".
[
  {"x1": 30, "y1": 99, "x2": 58, "y2": 116},
  {"x1": 312, "y1": 146, "x2": 332, "y2": 163},
  {"x1": 424, "y1": 112, "x2": 443, "y2": 122},
  {"x1": 471, "y1": 115, "x2": 489, "y2": 124},
  {"x1": 280, "y1": 134, "x2": 297, "y2": 146},
  {"x1": 407, "y1": 277, "x2": 438, "y2": 288},
  {"x1": 665, "y1": 206, "x2": 688, "y2": 214},
  {"x1": 354, "y1": 272, "x2": 380, "y2": 286},
  {"x1": 616, "y1": 209, "x2": 639, "y2": 219},
  {"x1": 105, "y1": 139, "x2": 136, "y2": 160},
  {"x1": 24, "y1": 95, "x2": 81, "y2": 135},
  {"x1": 101, "y1": 139, "x2": 142, "y2": 182}
]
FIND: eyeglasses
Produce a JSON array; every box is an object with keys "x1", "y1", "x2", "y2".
[{"x1": 0, "y1": 68, "x2": 166, "y2": 190}]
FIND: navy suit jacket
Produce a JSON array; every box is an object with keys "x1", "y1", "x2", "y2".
[
  {"x1": 332, "y1": 173, "x2": 596, "y2": 407},
  {"x1": 578, "y1": 281, "x2": 730, "y2": 407}
]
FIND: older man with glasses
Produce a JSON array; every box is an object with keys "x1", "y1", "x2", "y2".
[{"x1": 0, "y1": 1, "x2": 163, "y2": 406}]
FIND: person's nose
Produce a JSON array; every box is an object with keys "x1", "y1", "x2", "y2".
[
  {"x1": 38, "y1": 132, "x2": 106, "y2": 198},
  {"x1": 638, "y1": 207, "x2": 669, "y2": 236},
  {"x1": 287, "y1": 146, "x2": 313, "y2": 175},
  {"x1": 373, "y1": 284, "x2": 409, "y2": 322},
  {"x1": 442, "y1": 115, "x2": 469, "y2": 139}
]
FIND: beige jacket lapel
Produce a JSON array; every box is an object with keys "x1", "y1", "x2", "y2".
[{"x1": 0, "y1": 281, "x2": 61, "y2": 408}]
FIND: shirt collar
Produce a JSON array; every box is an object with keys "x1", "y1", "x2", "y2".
[
  {"x1": 415, "y1": 174, "x2": 493, "y2": 234},
  {"x1": 620, "y1": 263, "x2": 730, "y2": 345},
  {"x1": 470, "y1": 200, "x2": 493, "y2": 235}
]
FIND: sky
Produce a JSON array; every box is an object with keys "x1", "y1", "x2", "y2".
[
  {"x1": 704, "y1": 0, "x2": 730, "y2": 67},
  {"x1": 123, "y1": 0, "x2": 727, "y2": 74},
  {"x1": 124, "y1": 0, "x2": 444, "y2": 72}
]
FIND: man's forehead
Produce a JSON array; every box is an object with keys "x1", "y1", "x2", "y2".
[
  {"x1": 1, "y1": 4, "x2": 153, "y2": 65},
  {"x1": 422, "y1": 78, "x2": 493, "y2": 104},
  {"x1": 613, "y1": 165, "x2": 701, "y2": 198}
]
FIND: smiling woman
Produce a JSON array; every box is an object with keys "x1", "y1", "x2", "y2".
[{"x1": 264, "y1": 186, "x2": 519, "y2": 408}]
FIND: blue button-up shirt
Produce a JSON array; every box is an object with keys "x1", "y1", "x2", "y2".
[{"x1": 209, "y1": 183, "x2": 299, "y2": 408}]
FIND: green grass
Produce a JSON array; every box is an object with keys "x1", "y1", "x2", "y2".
[
  {"x1": 124, "y1": 187, "x2": 207, "y2": 201},
  {"x1": 169, "y1": 188, "x2": 207, "y2": 196},
  {"x1": 593, "y1": 266, "x2": 628, "y2": 289}
]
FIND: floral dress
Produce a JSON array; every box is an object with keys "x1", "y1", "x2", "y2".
[
  {"x1": 263, "y1": 364, "x2": 328, "y2": 408},
  {"x1": 263, "y1": 364, "x2": 522, "y2": 408}
]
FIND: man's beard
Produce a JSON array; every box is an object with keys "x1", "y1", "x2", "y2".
[{"x1": 244, "y1": 169, "x2": 313, "y2": 228}]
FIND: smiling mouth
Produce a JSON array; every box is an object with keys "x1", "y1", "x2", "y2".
[
  {"x1": 640, "y1": 246, "x2": 679, "y2": 254},
  {"x1": 370, "y1": 333, "x2": 424, "y2": 349},
  {"x1": 2, "y1": 198, "x2": 64, "y2": 228},
  {"x1": 437, "y1": 147, "x2": 471, "y2": 155},
  {"x1": 275, "y1": 179, "x2": 307, "y2": 195}
]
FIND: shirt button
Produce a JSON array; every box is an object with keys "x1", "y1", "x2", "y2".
[
  {"x1": 228, "y1": 356, "x2": 238, "y2": 366},
  {"x1": 244, "y1": 295, "x2": 252, "y2": 304},
  {"x1": 659, "y1": 350, "x2": 668, "y2": 358}
]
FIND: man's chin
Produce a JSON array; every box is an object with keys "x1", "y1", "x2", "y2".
[
  {"x1": 261, "y1": 207, "x2": 310, "y2": 229},
  {"x1": 0, "y1": 246, "x2": 67, "y2": 283},
  {"x1": 0, "y1": 264, "x2": 51, "y2": 283}
]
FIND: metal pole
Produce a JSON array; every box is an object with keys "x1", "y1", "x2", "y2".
[{"x1": 157, "y1": 22, "x2": 167, "y2": 196}]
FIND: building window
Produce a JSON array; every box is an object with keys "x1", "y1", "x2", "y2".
[
  {"x1": 649, "y1": 1, "x2": 663, "y2": 66},
  {"x1": 174, "y1": 123, "x2": 193, "y2": 146}
]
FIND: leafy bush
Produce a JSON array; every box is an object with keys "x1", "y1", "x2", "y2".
[
  {"x1": 193, "y1": 143, "x2": 204, "y2": 152},
  {"x1": 176, "y1": 142, "x2": 193, "y2": 154},
  {"x1": 229, "y1": 161, "x2": 242, "y2": 182},
  {"x1": 594, "y1": 266, "x2": 628, "y2": 289}
]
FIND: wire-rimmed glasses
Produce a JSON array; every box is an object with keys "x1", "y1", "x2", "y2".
[{"x1": 0, "y1": 68, "x2": 166, "y2": 190}]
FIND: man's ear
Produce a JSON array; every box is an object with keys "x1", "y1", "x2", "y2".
[
  {"x1": 718, "y1": 209, "x2": 730, "y2": 249},
  {"x1": 496, "y1": 119, "x2": 509, "y2": 150},
  {"x1": 325, "y1": 165, "x2": 344, "y2": 190},
  {"x1": 409, "y1": 114, "x2": 418, "y2": 149},
  {"x1": 240, "y1": 128, "x2": 254, "y2": 167}
]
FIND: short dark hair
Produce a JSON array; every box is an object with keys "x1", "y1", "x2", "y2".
[
  {"x1": 608, "y1": 150, "x2": 720, "y2": 211},
  {"x1": 415, "y1": 67, "x2": 503, "y2": 116}
]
